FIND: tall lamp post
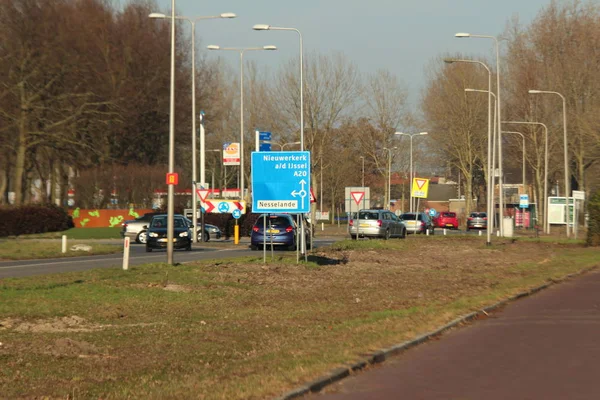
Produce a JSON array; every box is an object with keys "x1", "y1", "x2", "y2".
[
  {"x1": 444, "y1": 57, "x2": 492, "y2": 243},
  {"x1": 208, "y1": 45, "x2": 277, "y2": 202},
  {"x1": 465, "y1": 88, "x2": 497, "y2": 236},
  {"x1": 359, "y1": 156, "x2": 365, "y2": 187},
  {"x1": 503, "y1": 121, "x2": 549, "y2": 233},
  {"x1": 395, "y1": 132, "x2": 428, "y2": 212},
  {"x1": 528, "y1": 89, "x2": 569, "y2": 238},
  {"x1": 383, "y1": 147, "x2": 397, "y2": 210},
  {"x1": 455, "y1": 32, "x2": 505, "y2": 236},
  {"x1": 253, "y1": 24, "x2": 304, "y2": 150},
  {"x1": 149, "y1": 12, "x2": 236, "y2": 245}
]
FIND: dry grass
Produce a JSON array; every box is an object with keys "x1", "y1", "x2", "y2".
[{"x1": 0, "y1": 236, "x2": 598, "y2": 399}]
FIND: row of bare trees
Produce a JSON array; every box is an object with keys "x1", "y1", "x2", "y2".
[
  {"x1": 1, "y1": 0, "x2": 598, "y2": 218},
  {"x1": 421, "y1": 0, "x2": 600, "y2": 221}
]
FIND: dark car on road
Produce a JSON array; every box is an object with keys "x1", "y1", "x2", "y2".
[
  {"x1": 250, "y1": 214, "x2": 310, "y2": 250},
  {"x1": 145, "y1": 214, "x2": 193, "y2": 252},
  {"x1": 121, "y1": 212, "x2": 161, "y2": 244},
  {"x1": 467, "y1": 212, "x2": 488, "y2": 231}
]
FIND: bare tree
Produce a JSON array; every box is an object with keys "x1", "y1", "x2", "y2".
[{"x1": 420, "y1": 55, "x2": 489, "y2": 214}]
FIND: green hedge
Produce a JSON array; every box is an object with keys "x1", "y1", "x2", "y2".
[
  {"x1": 586, "y1": 189, "x2": 600, "y2": 246},
  {"x1": 0, "y1": 204, "x2": 73, "y2": 237}
]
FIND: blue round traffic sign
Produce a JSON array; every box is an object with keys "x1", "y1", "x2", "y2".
[
  {"x1": 232, "y1": 209, "x2": 241, "y2": 219},
  {"x1": 218, "y1": 202, "x2": 230, "y2": 213},
  {"x1": 429, "y1": 208, "x2": 437, "y2": 217}
]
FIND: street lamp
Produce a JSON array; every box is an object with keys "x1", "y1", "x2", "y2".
[
  {"x1": 383, "y1": 147, "x2": 397, "y2": 210},
  {"x1": 253, "y1": 24, "x2": 304, "y2": 151},
  {"x1": 149, "y1": 11, "x2": 235, "y2": 245},
  {"x1": 394, "y1": 132, "x2": 428, "y2": 212},
  {"x1": 503, "y1": 121, "x2": 549, "y2": 234},
  {"x1": 455, "y1": 32, "x2": 505, "y2": 236},
  {"x1": 465, "y1": 88, "x2": 497, "y2": 235},
  {"x1": 359, "y1": 156, "x2": 365, "y2": 187},
  {"x1": 274, "y1": 141, "x2": 301, "y2": 150},
  {"x1": 445, "y1": 57, "x2": 492, "y2": 243},
  {"x1": 528, "y1": 89, "x2": 570, "y2": 238},
  {"x1": 208, "y1": 44, "x2": 277, "y2": 201}
]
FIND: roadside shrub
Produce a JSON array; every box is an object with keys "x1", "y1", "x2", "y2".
[
  {"x1": 0, "y1": 204, "x2": 72, "y2": 237},
  {"x1": 586, "y1": 189, "x2": 600, "y2": 246}
]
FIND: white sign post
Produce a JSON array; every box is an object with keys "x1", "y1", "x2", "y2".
[
  {"x1": 572, "y1": 190, "x2": 585, "y2": 239},
  {"x1": 122, "y1": 237, "x2": 130, "y2": 270}
]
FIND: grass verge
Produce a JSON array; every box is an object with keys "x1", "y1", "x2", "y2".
[
  {"x1": 0, "y1": 236, "x2": 598, "y2": 399},
  {"x1": 0, "y1": 240, "x2": 122, "y2": 260}
]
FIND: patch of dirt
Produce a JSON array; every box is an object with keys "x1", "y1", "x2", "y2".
[
  {"x1": 47, "y1": 338, "x2": 101, "y2": 357},
  {"x1": 1, "y1": 315, "x2": 102, "y2": 333}
]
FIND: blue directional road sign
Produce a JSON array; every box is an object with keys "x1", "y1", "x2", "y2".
[
  {"x1": 251, "y1": 151, "x2": 311, "y2": 213},
  {"x1": 259, "y1": 143, "x2": 272, "y2": 152},
  {"x1": 259, "y1": 131, "x2": 272, "y2": 141}
]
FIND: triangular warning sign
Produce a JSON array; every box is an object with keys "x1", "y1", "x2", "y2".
[
  {"x1": 310, "y1": 188, "x2": 317, "y2": 203},
  {"x1": 415, "y1": 179, "x2": 427, "y2": 189},
  {"x1": 351, "y1": 191, "x2": 365, "y2": 205},
  {"x1": 196, "y1": 189, "x2": 210, "y2": 202}
]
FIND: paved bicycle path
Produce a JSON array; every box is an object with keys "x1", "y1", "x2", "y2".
[{"x1": 312, "y1": 268, "x2": 600, "y2": 400}]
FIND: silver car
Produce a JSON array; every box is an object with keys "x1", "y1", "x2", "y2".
[
  {"x1": 400, "y1": 212, "x2": 435, "y2": 235},
  {"x1": 349, "y1": 209, "x2": 406, "y2": 240},
  {"x1": 467, "y1": 212, "x2": 488, "y2": 231}
]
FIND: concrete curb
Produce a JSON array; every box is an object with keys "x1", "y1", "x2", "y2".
[{"x1": 274, "y1": 267, "x2": 598, "y2": 400}]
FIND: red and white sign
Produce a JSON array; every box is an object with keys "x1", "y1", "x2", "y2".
[
  {"x1": 310, "y1": 188, "x2": 316, "y2": 203},
  {"x1": 223, "y1": 142, "x2": 240, "y2": 166},
  {"x1": 201, "y1": 199, "x2": 246, "y2": 214},
  {"x1": 351, "y1": 191, "x2": 365, "y2": 205},
  {"x1": 196, "y1": 189, "x2": 210, "y2": 202}
]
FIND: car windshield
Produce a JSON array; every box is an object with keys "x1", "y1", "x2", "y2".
[
  {"x1": 358, "y1": 211, "x2": 379, "y2": 220},
  {"x1": 442, "y1": 212, "x2": 456, "y2": 218},
  {"x1": 471, "y1": 212, "x2": 487, "y2": 218},
  {"x1": 255, "y1": 216, "x2": 293, "y2": 227},
  {"x1": 151, "y1": 217, "x2": 167, "y2": 228},
  {"x1": 400, "y1": 213, "x2": 423, "y2": 221}
]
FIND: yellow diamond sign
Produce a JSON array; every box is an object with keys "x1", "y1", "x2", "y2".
[{"x1": 411, "y1": 178, "x2": 429, "y2": 199}]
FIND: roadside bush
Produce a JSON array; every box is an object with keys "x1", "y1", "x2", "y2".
[
  {"x1": 586, "y1": 189, "x2": 600, "y2": 246},
  {"x1": 0, "y1": 204, "x2": 72, "y2": 237}
]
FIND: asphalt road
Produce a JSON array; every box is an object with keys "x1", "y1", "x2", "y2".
[
  {"x1": 313, "y1": 269, "x2": 600, "y2": 400},
  {"x1": 0, "y1": 237, "x2": 340, "y2": 279}
]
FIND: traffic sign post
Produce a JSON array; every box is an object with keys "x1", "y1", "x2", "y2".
[{"x1": 251, "y1": 151, "x2": 311, "y2": 213}]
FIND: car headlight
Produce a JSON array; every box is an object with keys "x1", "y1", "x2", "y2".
[
  {"x1": 179, "y1": 231, "x2": 189, "y2": 237},
  {"x1": 209, "y1": 227, "x2": 219, "y2": 232},
  {"x1": 149, "y1": 232, "x2": 159, "y2": 238}
]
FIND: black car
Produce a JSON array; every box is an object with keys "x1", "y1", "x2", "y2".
[{"x1": 145, "y1": 214, "x2": 193, "y2": 252}]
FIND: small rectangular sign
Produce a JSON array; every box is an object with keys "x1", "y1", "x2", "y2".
[
  {"x1": 166, "y1": 173, "x2": 178, "y2": 185},
  {"x1": 223, "y1": 142, "x2": 240, "y2": 166},
  {"x1": 259, "y1": 131, "x2": 272, "y2": 141},
  {"x1": 259, "y1": 143, "x2": 272, "y2": 152},
  {"x1": 520, "y1": 194, "x2": 529, "y2": 208},
  {"x1": 572, "y1": 190, "x2": 585, "y2": 200},
  {"x1": 411, "y1": 178, "x2": 430, "y2": 198}
]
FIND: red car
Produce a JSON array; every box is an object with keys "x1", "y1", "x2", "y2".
[{"x1": 434, "y1": 212, "x2": 459, "y2": 230}]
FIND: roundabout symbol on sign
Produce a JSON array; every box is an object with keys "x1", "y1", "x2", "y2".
[{"x1": 218, "y1": 202, "x2": 230, "y2": 213}]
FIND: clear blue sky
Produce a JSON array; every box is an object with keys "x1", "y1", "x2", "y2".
[{"x1": 153, "y1": 0, "x2": 555, "y2": 106}]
